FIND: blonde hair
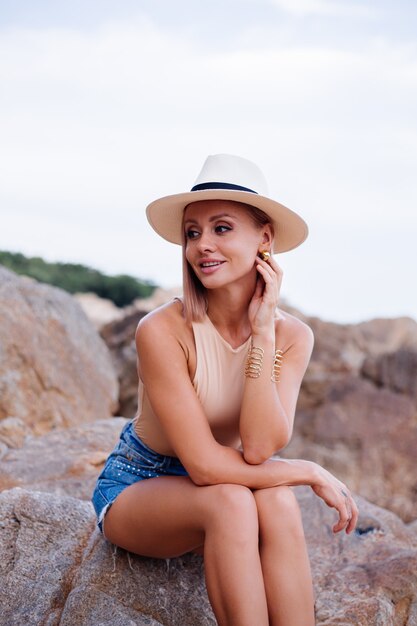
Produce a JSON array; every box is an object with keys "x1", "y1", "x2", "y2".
[{"x1": 181, "y1": 202, "x2": 274, "y2": 322}]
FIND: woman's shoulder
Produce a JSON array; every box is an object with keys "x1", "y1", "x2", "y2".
[
  {"x1": 136, "y1": 298, "x2": 189, "y2": 342},
  {"x1": 275, "y1": 308, "x2": 314, "y2": 352}
]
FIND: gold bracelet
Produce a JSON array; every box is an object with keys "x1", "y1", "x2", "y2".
[
  {"x1": 271, "y1": 349, "x2": 284, "y2": 382},
  {"x1": 245, "y1": 344, "x2": 264, "y2": 378}
]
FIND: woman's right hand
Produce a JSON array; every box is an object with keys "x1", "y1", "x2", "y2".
[
  {"x1": 248, "y1": 255, "x2": 282, "y2": 338},
  {"x1": 310, "y1": 464, "x2": 359, "y2": 534}
]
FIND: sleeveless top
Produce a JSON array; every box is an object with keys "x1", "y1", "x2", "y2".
[
  {"x1": 133, "y1": 314, "x2": 251, "y2": 453},
  {"x1": 191, "y1": 315, "x2": 251, "y2": 425}
]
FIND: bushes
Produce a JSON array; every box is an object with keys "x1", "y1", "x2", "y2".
[{"x1": 0, "y1": 250, "x2": 156, "y2": 307}]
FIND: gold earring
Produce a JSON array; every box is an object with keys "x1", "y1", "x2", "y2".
[{"x1": 259, "y1": 250, "x2": 271, "y2": 262}]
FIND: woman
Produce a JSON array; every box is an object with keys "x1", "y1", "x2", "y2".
[{"x1": 92, "y1": 154, "x2": 358, "y2": 626}]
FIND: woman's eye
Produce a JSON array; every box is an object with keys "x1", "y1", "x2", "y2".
[
  {"x1": 215, "y1": 224, "x2": 232, "y2": 234},
  {"x1": 186, "y1": 229, "x2": 200, "y2": 240}
]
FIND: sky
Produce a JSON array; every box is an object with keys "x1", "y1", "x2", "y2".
[{"x1": 0, "y1": 0, "x2": 416, "y2": 324}]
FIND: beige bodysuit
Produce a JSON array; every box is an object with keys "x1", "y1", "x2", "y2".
[{"x1": 133, "y1": 314, "x2": 251, "y2": 455}]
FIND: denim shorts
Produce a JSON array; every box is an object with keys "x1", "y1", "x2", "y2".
[{"x1": 91, "y1": 420, "x2": 188, "y2": 534}]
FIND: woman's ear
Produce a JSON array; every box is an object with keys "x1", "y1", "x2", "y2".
[{"x1": 259, "y1": 224, "x2": 274, "y2": 250}]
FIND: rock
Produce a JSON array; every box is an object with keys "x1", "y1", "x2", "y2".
[
  {"x1": 0, "y1": 416, "x2": 31, "y2": 448},
  {"x1": 74, "y1": 292, "x2": 125, "y2": 328},
  {"x1": 356, "y1": 316, "x2": 417, "y2": 357},
  {"x1": 100, "y1": 309, "x2": 147, "y2": 418},
  {"x1": 284, "y1": 375, "x2": 417, "y2": 523},
  {"x1": 297, "y1": 487, "x2": 417, "y2": 625},
  {"x1": 301, "y1": 315, "x2": 417, "y2": 407},
  {"x1": 0, "y1": 487, "x2": 416, "y2": 625},
  {"x1": 0, "y1": 442, "x2": 8, "y2": 461},
  {"x1": 133, "y1": 287, "x2": 182, "y2": 314},
  {"x1": 0, "y1": 488, "x2": 215, "y2": 626},
  {"x1": 0, "y1": 418, "x2": 127, "y2": 500},
  {"x1": 361, "y1": 348, "x2": 417, "y2": 404},
  {"x1": 0, "y1": 267, "x2": 119, "y2": 435},
  {"x1": 306, "y1": 317, "x2": 366, "y2": 377},
  {"x1": 0, "y1": 489, "x2": 96, "y2": 626},
  {"x1": 280, "y1": 310, "x2": 417, "y2": 524},
  {"x1": 75, "y1": 288, "x2": 182, "y2": 332}
]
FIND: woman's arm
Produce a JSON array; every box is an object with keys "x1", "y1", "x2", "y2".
[
  {"x1": 239, "y1": 317, "x2": 314, "y2": 464},
  {"x1": 136, "y1": 309, "x2": 357, "y2": 534},
  {"x1": 238, "y1": 255, "x2": 314, "y2": 463}
]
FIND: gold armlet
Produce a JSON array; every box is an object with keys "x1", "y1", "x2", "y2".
[
  {"x1": 245, "y1": 344, "x2": 264, "y2": 378},
  {"x1": 271, "y1": 349, "x2": 284, "y2": 382}
]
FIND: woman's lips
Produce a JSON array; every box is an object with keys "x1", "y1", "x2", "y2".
[{"x1": 199, "y1": 260, "x2": 225, "y2": 274}]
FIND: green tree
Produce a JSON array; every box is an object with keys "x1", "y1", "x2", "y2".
[{"x1": 0, "y1": 250, "x2": 156, "y2": 307}]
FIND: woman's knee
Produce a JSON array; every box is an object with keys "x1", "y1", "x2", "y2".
[
  {"x1": 254, "y1": 486, "x2": 303, "y2": 529},
  {"x1": 203, "y1": 483, "x2": 258, "y2": 530}
]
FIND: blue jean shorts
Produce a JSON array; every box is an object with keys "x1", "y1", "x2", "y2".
[{"x1": 91, "y1": 420, "x2": 188, "y2": 534}]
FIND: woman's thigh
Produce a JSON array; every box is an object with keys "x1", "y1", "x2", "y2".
[{"x1": 103, "y1": 477, "x2": 256, "y2": 559}]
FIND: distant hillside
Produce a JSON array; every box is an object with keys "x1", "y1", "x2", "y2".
[{"x1": 0, "y1": 250, "x2": 156, "y2": 307}]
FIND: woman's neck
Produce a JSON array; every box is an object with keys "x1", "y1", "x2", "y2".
[{"x1": 205, "y1": 280, "x2": 255, "y2": 344}]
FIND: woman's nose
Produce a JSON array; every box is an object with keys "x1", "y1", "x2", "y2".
[{"x1": 197, "y1": 229, "x2": 216, "y2": 251}]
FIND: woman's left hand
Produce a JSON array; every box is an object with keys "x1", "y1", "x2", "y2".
[{"x1": 248, "y1": 255, "x2": 283, "y2": 336}]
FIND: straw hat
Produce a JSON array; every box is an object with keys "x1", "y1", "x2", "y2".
[{"x1": 146, "y1": 154, "x2": 308, "y2": 253}]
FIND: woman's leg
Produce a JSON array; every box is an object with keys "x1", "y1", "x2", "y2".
[
  {"x1": 253, "y1": 486, "x2": 315, "y2": 626},
  {"x1": 103, "y1": 477, "x2": 269, "y2": 626}
]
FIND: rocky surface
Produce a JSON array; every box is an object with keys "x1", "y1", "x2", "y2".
[
  {"x1": 361, "y1": 348, "x2": 417, "y2": 403},
  {"x1": 303, "y1": 314, "x2": 417, "y2": 380},
  {"x1": 0, "y1": 267, "x2": 119, "y2": 435},
  {"x1": 1, "y1": 274, "x2": 417, "y2": 624},
  {"x1": 276, "y1": 310, "x2": 417, "y2": 524},
  {"x1": 75, "y1": 287, "x2": 182, "y2": 330},
  {"x1": 133, "y1": 286, "x2": 182, "y2": 313},
  {"x1": 284, "y1": 373, "x2": 417, "y2": 522},
  {"x1": 75, "y1": 291, "x2": 126, "y2": 328},
  {"x1": 100, "y1": 309, "x2": 147, "y2": 418},
  {"x1": 1, "y1": 486, "x2": 416, "y2": 626},
  {"x1": 0, "y1": 418, "x2": 127, "y2": 498},
  {"x1": 299, "y1": 487, "x2": 417, "y2": 625},
  {"x1": 0, "y1": 488, "x2": 214, "y2": 626}
]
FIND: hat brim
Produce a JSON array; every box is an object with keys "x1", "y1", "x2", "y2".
[{"x1": 146, "y1": 189, "x2": 308, "y2": 253}]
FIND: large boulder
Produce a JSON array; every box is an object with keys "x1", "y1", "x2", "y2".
[
  {"x1": 0, "y1": 418, "x2": 127, "y2": 499},
  {"x1": 301, "y1": 315, "x2": 417, "y2": 406},
  {"x1": 0, "y1": 488, "x2": 214, "y2": 626},
  {"x1": 0, "y1": 267, "x2": 118, "y2": 434},
  {"x1": 0, "y1": 487, "x2": 416, "y2": 625},
  {"x1": 361, "y1": 348, "x2": 417, "y2": 403},
  {"x1": 74, "y1": 292, "x2": 125, "y2": 328},
  {"x1": 298, "y1": 487, "x2": 417, "y2": 625},
  {"x1": 282, "y1": 312, "x2": 417, "y2": 524},
  {"x1": 284, "y1": 374, "x2": 417, "y2": 523}
]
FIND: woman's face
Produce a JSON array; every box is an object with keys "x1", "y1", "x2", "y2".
[{"x1": 183, "y1": 200, "x2": 271, "y2": 289}]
